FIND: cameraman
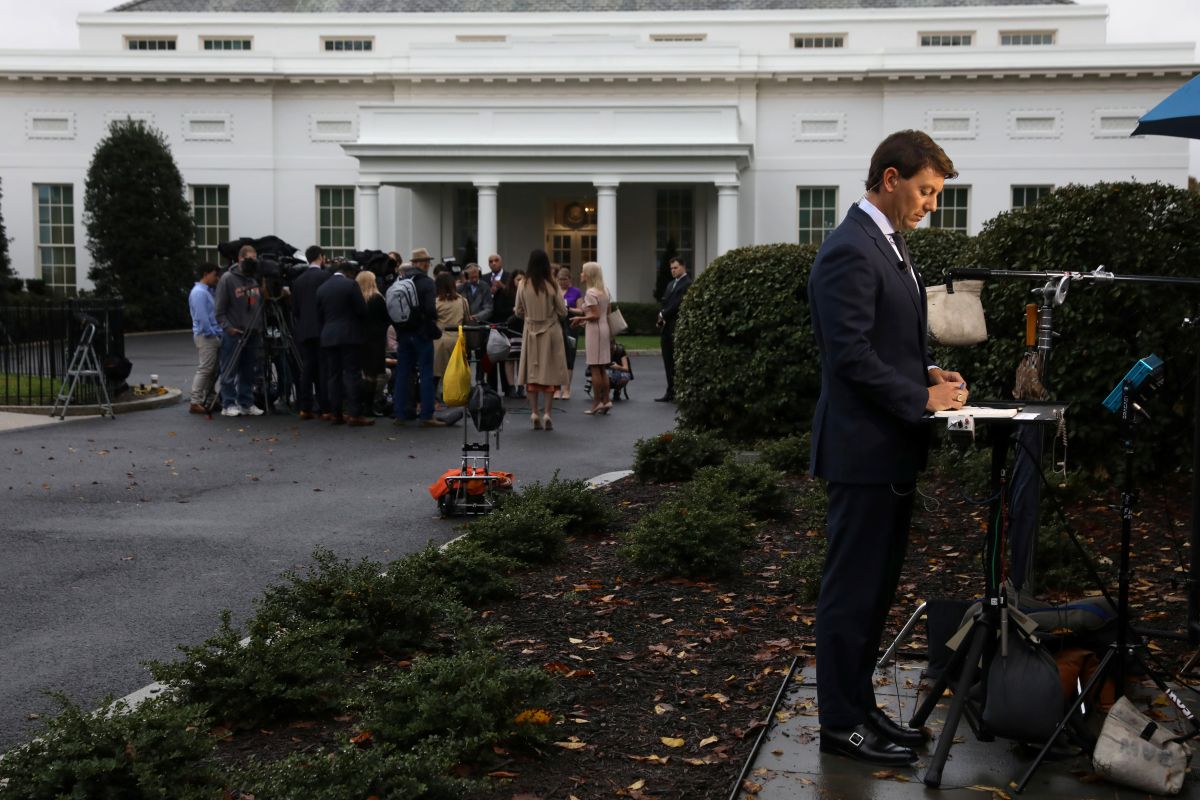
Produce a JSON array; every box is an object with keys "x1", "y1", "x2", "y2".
[{"x1": 214, "y1": 244, "x2": 265, "y2": 417}]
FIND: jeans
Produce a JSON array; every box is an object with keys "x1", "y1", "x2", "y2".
[
  {"x1": 219, "y1": 331, "x2": 260, "y2": 410},
  {"x1": 191, "y1": 334, "x2": 220, "y2": 405},
  {"x1": 393, "y1": 332, "x2": 434, "y2": 421}
]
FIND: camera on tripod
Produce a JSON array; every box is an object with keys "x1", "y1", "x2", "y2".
[{"x1": 241, "y1": 254, "x2": 306, "y2": 300}]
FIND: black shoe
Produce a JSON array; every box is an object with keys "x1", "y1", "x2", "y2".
[
  {"x1": 819, "y1": 724, "x2": 917, "y2": 766},
  {"x1": 654, "y1": 394, "x2": 674, "y2": 402},
  {"x1": 866, "y1": 707, "x2": 930, "y2": 748}
]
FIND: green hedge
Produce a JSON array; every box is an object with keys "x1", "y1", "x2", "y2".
[
  {"x1": 946, "y1": 182, "x2": 1200, "y2": 475},
  {"x1": 675, "y1": 243, "x2": 820, "y2": 442},
  {"x1": 615, "y1": 301, "x2": 661, "y2": 335}
]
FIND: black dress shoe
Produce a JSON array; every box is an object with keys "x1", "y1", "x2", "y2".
[
  {"x1": 867, "y1": 707, "x2": 930, "y2": 748},
  {"x1": 820, "y1": 724, "x2": 917, "y2": 766},
  {"x1": 654, "y1": 394, "x2": 674, "y2": 402}
]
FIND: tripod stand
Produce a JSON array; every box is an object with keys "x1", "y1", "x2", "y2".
[
  {"x1": 904, "y1": 404, "x2": 1070, "y2": 787},
  {"x1": 1013, "y1": 378, "x2": 1200, "y2": 792},
  {"x1": 205, "y1": 296, "x2": 302, "y2": 416}
]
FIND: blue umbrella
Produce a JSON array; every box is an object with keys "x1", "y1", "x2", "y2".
[{"x1": 1132, "y1": 72, "x2": 1200, "y2": 139}]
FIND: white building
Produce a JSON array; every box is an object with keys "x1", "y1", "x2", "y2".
[{"x1": 0, "y1": 0, "x2": 1194, "y2": 300}]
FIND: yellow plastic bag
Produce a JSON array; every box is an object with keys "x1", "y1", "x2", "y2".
[{"x1": 443, "y1": 326, "x2": 471, "y2": 407}]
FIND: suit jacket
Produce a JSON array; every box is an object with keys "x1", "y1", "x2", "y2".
[
  {"x1": 291, "y1": 265, "x2": 332, "y2": 343},
  {"x1": 660, "y1": 274, "x2": 692, "y2": 326},
  {"x1": 807, "y1": 204, "x2": 933, "y2": 485},
  {"x1": 316, "y1": 273, "x2": 368, "y2": 348},
  {"x1": 463, "y1": 280, "x2": 493, "y2": 322}
]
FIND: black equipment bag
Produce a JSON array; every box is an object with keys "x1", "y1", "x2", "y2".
[
  {"x1": 468, "y1": 383, "x2": 505, "y2": 432},
  {"x1": 982, "y1": 624, "x2": 1063, "y2": 743}
]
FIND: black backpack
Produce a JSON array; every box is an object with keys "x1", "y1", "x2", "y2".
[{"x1": 468, "y1": 383, "x2": 505, "y2": 432}]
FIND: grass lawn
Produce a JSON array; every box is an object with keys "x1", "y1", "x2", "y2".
[{"x1": 0, "y1": 373, "x2": 62, "y2": 404}]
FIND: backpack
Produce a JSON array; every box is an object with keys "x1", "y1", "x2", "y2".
[
  {"x1": 386, "y1": 275, "x2": 419, "y2": 324},
  {"x1": 468, "y1": 383, "x2": 505, "y2": 432}
]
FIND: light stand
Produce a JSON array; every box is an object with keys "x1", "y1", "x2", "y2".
[{"x1": 1014, "y1": 371, "x2": 1200, "y2": 793}]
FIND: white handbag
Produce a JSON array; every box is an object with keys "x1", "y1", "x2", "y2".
[{"x1": 925, "y1": 279, "x2": 987, "y2": 347}]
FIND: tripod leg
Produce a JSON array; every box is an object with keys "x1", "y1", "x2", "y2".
[
  {"x1": 923, "y1": 619, "x2": 989, "y2": 788},
  {"x1": 910, "y1": 613, "x2": 977, "y2": 727},
  {"x1": 1013, "y1": 646, "x2": 1116, "y2": 793}
]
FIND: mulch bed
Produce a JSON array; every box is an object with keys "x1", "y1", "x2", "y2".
[{"x1": 214, "y1": 453, "x2": 1197, "y2": 800}]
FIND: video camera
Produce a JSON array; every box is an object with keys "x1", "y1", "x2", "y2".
[{"x1": 242, "y1": 254, "x2": 306, "y2": 299}]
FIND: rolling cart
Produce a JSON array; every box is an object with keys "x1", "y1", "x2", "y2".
[{"x1": 430, "y1": 323, "x2": 513, "y2": 517}]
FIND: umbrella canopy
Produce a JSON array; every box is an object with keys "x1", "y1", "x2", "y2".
[{"x1": 1132, "y1": 72, "x2": 1200, "y2": 139}]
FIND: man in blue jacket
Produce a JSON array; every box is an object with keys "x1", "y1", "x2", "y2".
[
  {"x1": 807, "y1": 130, "x2": 968, "y2": 766},
  {"x1": 188, "y1": 263, "x2": 221, "y2": 413}
]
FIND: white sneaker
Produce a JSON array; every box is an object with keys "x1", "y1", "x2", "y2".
[
  {"x1": 240, "y1": 405, "x2": 264, "y2": 416},
  {"x1": 221, "y1": 406, "x2": 241, "y2": 417}
]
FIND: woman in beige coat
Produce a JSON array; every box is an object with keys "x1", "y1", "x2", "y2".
[{"x1": 515, "y1": 249, "x2": 568, "y2": 430}]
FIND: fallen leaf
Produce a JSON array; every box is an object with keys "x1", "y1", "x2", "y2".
[
  {"x1": 553, "y1": 741, "x2": 586, "y2": 750},
  {"x1": 699, "y1": 735, "x2": 719, "y2": 747},
  {"x1": 628, "y1": 779, "x2": 645, "y2": 790},
  {"x1": 661, "y1": 737, "x2": 685, "y2": 748}
]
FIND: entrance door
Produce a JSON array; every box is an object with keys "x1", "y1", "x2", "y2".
[{"x1": 546, "y1": 198, "x2": 597, "y2": 275}]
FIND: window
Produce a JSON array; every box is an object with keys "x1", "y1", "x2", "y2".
[
  {"x1": 797, "y1": 187, "x2": 838, "y2": 245},
  {"x1": 930, "y1": 187, "x2": 970, "y2": 232},
  {"x1": 126, "y1": 37, "x2": 176, "y2": 51},
  {"x1": 202, "y1": 38, "x2": 252, "y2": 51},
  {"x1": 651, "y1": 34, "x2": 707, "y2": 42},
  {"x1": 317, "y1": 187, "x2": 356, "y2": 258},
  {"x1": 655, "y1": 189, "x2": 694, "y2": 271},
  {"x1": 1011, "y1": 185, "x2": 1052, "y2": 209},
  {"x1": 1000, "y1": 31, "x2": 1055, "y2": 46},
  {"x1": 322, "y1": 37, "x2": 373, "y2": 52},
  {"x1": 191, "y1": 186, "x2": 229, "y2": 265},
  {"x1": 792, "y1": 34, "x2": 845, "y2": 49},
  {"x1": 920, "y1": 32, "x2": 973, "y2": 47},
  {"x1": 35, "y1": 184, "x2": 77, "y2": 296}
]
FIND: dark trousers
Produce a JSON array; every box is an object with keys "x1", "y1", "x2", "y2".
[
  {"x1": 297, "y1": 338, "x2": 326, "y2": 413},
  {"x1": 393, "y1": 332, "x2": 435, "y2": 421},
  {"x1": 815, "y1": 481, "x2": 915, "y2": 728},
  {"x1": 660, "y1": 321, "x2": 677, "y2": 395},
  {"x1": 323, "y1": 344, "x2": 362, "y2": 418}
]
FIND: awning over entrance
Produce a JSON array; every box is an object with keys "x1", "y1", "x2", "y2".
[{"x1": 342, "y1": 101, "x2": 752, "y2": 296}]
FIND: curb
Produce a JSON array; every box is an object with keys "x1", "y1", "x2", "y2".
[{"x1": 0, "y1": 388, "x2": 183, "y2": 417}]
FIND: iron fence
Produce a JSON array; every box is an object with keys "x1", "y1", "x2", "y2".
[{"x1": 0, "y1": 300, "x2": 126, "y2": 406}]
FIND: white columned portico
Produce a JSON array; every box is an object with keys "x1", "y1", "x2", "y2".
[
  {"x1": 595, "y1": 182, "x2": 618, "y2": 298},
  {"x1": 716, "y1": 183, "x2": 740, "y2": 257},
  {"x1": 475, "y1": 182, "x2": 498, "y2": 266},
  {"x1": 357, "y1": 183, "x2": 380, "y2": 251}
]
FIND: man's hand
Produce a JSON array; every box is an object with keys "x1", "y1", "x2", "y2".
[
  {"x1": 927, "y1": 382, "x2": 968, "y2": 412},
  {"x1": 928, "y1": 367, "x2": 965, "y2": 386}
]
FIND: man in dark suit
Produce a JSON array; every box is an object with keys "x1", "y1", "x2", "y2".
[
  {"x1": 462, "y1": 263, "x2": 493, "y2": 322},
  {"x1": 655, "y1": 256, "x2": 692, "y2": 402},
  {"x1": 291, "y1": 245, "x2": 332, "y2": 420},
  {"x1": 316, "y1": 260, "x2": 372, "y2": 426},
  {"x1": 807, "y1": 130, "x2": 968, "y2": 766}
]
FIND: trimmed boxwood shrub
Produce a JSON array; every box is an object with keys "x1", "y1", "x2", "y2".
[
  {"x1": 953, "y1": 182, "x2": 1200, "y2": 475},
  {"x1": 465, "y1": 502, "x2": 569, "y2": 564},
  {"x1": 757, "y1": 432, "x2": 811, "y2": 476},
  {"x1": 497, "y1": 473, "x2": 616, "y2": 535},
  {"x1": 691, "y1": 459, "x2": 790, "y2": 520},
  {"x1": 357, "y1": 649, "x2": 556, "y2": 760},
  {"x1": 620, "y1": 488, "x2": 756, "y2": 579},
  {"x1": 632, "y1": 428, "x2": 730, "y2": 483},
  {"x1": 615, "y1": 301, "x2": 661, "y2": 336},
  {"x1": 399, "y1": 540, "x2": 521, "y2": 608},
  {"x1": 674, "y1": 243, "x2": 819, "y2": 442},
  {"x1": 0, "y1": 695, "x2": 218, "y2": 800},
  {"x1": 250, "y1": 547, "x2": 469, "y2": 659}
]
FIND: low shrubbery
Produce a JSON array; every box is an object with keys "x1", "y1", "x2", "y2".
[
  {"x1": 497, "y1": 473, "x2": 616, "y2": 535},
  {"x1": 632, "y1": 428, "x2": 730, "y2": 483},
  {"x1": 692, "y1": 459, "x2": 790, "y2": 520},
  {"x1": 621, "y1": 482, "x2": 756, "y2": 579},
  {"x1": 0, "y1": 694, "x2": 219, "y2": 800},
  {"x1": 757, "y1": 433, "x2": 810, "y2": 476},
  {"x1": 781, "y1": 544, "x2": 826, "y2": 604},
  {"x1": 149, "y1": 611, "x2": 351, "y2": 729},
  {"x1": 404, "y1": 540, "x2": 522, "y2": 608},
  {"x1": 465, "y1": 502, "x2": 569, "y2": 564}
]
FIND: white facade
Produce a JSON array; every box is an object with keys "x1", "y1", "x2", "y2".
[{"x1": 0, "y1": 3, "x2": 1195, "y2": 300}]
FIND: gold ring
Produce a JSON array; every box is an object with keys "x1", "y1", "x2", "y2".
[{"x1": 956, "y1": 394, "x2": 963, "y2": 401}]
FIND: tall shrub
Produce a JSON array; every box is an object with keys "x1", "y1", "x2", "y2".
[
  {"x1": 959, "y1": 182, "x2": 1200, "y2": 475},
  {"x1": 85, "y1": 119, "x2": 195, "y2": 330},
  {"x1": 0, "y1": 178, "x2": 12, "y2": 278},
  {"x1": 675, "y1": 243, "x2": 820, "y2": 442}
]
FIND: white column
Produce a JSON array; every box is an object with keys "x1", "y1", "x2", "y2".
[
  {"x1": 595, "y1": 182, "x2": 618, "y2": 299},
  {"x1": 357, "y1": 184, "x2": 380, "y2": 251},
  {"x1": 475, "y1": 182, "x2": 498, "y2": 267},
  {"x1": 716, "y1": 182, "x2": 740, "y2": 257}
]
